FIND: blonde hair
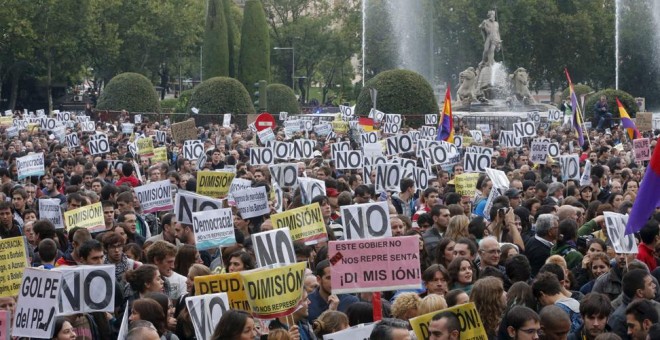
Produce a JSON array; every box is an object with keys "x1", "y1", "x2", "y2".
[
  {"x1": 445, "y1": 215, "x2": 470, "y2": 241},
  {"x1": 546, "y1": 255, "x2": 567, "y2": 270},
  {"x1": 470, "y1": 277, "x2": 505, "y2": 334},
  {"x1": 417, "y1": 294, "x2": 448, "y2": 315},
  {"x1": 391, "y1": 292, "x2": 422, "y2": 320}
]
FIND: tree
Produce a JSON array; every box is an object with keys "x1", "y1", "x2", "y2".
[
  {"x1": 187, "y1": 76, "x2": 255, "y2": 115},
  {"x1": 96, "y1": 73, "x2": 160, "y2": 112},
  {"x1": 203, "y1": 0, "x2": 229, "y2": 79},
  {"x1": 363, "y1": 0, "x2": 398, "y2": 81},
  {"x1": 266, "y1": 83, "x2": 300, "y2": 114},
  {"x1": 223, "y1": 0, "x2": 240, "y2": 77},
  {"x1": 238, "y1": 0, "x2": 270, "y2": 93}
]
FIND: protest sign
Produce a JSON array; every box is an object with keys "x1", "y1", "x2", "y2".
[
  {"x1": 420, "y1": 126, "x2": 437, "y2": 139},
  {"x1": 340, "y1": 201, "x2": 391, "y2": 240},
  {"x1": 513, "y1": 121, "x2": 537, "y2": 139},
  {"x1": 134, "y1": 180, "x2": 174, "y2": 213},
  {"x1": 186, "y1": 293, "x2": 229, "y2": 340},
  {"x1": 194, "y1": 272, "x2": 250, "y2": 311},
  {"x1": 331, "y1": 121, "x2": 349, "y2": 133},
  {"x1": 80, "y1": 121, "x2": 95, "y2": 132},
  {"x1": 6, "y1": 126, "x2": 17, "y2": 139},
  {"x1": 223, "y1": 113, "x2": 231, "y2": 127},
  {"x1": 465, "y1": 145, "x2": 492, "y2": 156},
  {"x1": 455, "y1": 173, "x2": 480, "y2": 196},
  {"x1": 375, "y1": 163, "x2": 402, "y2": 193},
  {"x1": 183, "y1": 140, "x2": 204, "y2": 161},
  {"x1": 335, "y1": 150, "x2": 363, "y2": 170},
  {"x1": 292, "y1": 139, "x2": 315, "y2": 159},
  {"x1": 153, "y1": 147, "x2": 167, "y2": 162},
  {"x1": 385, "y1": 135, "x2": 414, "y2": 155},
  {"x1": 425, "y1": 114, "x2": 438, "y2": 125},
  {"x1": 196, "y1": 171, "x2": 235, "y2": 198},
  {"x1": 331, "y1": 141, "x2": 351, "y2": 160},
  {"x1": 16, "y1": 153, "x2": 45, "y2": 179},
  {"x1": 56, "y1": 265, "x2": 115, "y2": 315},
  {"x1": 234, "y1": 186, "x2": 269, "y2": 219},
  {"x1": 269, "y1": 163, "x2": 298, "y2": 188},
  {"x1": 548, "y1": 109, "x2": 563, "y2": 121},
  {"x1": 485, "y1": 168, "x2": 509, "y2": 190},
  {"x1": 39, "y1": 198, "x2": 63, "y2": 229},
  {"x1": 298, "y1": 177, "x2": 326, "y2": 205},
  {"x1": 270, "y1": 141, "x2": 292, "y2": 159},
  {"x1": 229, "y1": 178, "x2": 252, "y2": 194},
  {"x1": 548, "y1": 142, "x2": 560, "y2": 157},
  {"x1": 363, "y1": 143, "x2": 383, "y2": 159},
  {"x1": 257, "y1": 127, "x2": 276, "y2": 144},
  {"x1": 463, "y1": 152, "x2": 490, "y2": 173},
  {"x1": 134, "y1": 114, "x2": 142, "y2": 124},
  {"x1": 559, "y1": 154, "x2": 580, "y2": 181},
  {"x1": 361, "y1": 132, "x2": 378, "y2": 145},
  {"x1": 420, "y1": 145, "x2": 456, "y2": 166},
  {"x1": 252, "y1": 228, "x2": 296, "y2": 267},
  {"x1": 580, "y1": 160, "x2": 592, "y2": 186},
  {"x1": 13, "y1": 268, "x2": 62, "y2": 338},
  {"x1": 633, "y1": 138, "x2": 650, "y2": 161},
  {"x1": 64, "y1": 202, "x2": 104, "y2": 233},
  {"x1": 136, "y1": 136, "x2": 154, "y2": 158},
  {"x1": 0, "y1": 310, "x2": 9, "y2": 340},
  {"x1": 121, "y1": 123, "x2": 134, "y2": 134},
  {"x1": 174, "y1": 190, "x2": 225, "y2": 225},
  {"x1": 604, "y1": 212, "x2": 637, "y2": 254},
  {"x1": 498, "y1": 131, "x2": 524, "y2": 148},
  {"x1": 476, "y1": 123, "x2": 491, "y2": 134},
  {"x1": 0, "y1": 237, "x2": 28, "y2": 298},
  {"x1": 240, "y1": 262, "x2": 306, "y2": 319},
  {"x1": 65, "y1": 133, "x2": 80, "y2": 149},
  {"x1": 381, "y1": 122, "x2": 400, "y2": 134},
  {"x1": 323, "y1": 323, "x2": 376, "y2": 340},
  {"x1": 192, "y1": 208, "x2": 235, "y2": 250},
  {"x1": 88, "y1": 134, "x2": 110, "y2": 155},
  {"x1": 530, "y1": 138, "x2": 551, "y2": 164},
  {"x1": 272, "y1": 203, "x2": 326, "y2": 244},
  {"x1": 413, "y1": 167, "x2": 430, "y2": 191},
  {"x1": 483, "y1": 187, "x2": 502, "y2": 222},
  {"x1": 328, "y1": 236, "x2": 421, "y2": 294},
  {"x1": 250, "y1": 147, "x2": 274, "y2": 165},
  {"x1": 155, "y1": 130, "x2": 167, "y2": 144},
  {"x1": 171, "y1": 119, "x2": 197, "y2": 143},
  {"x1": 409, "y1": 302, "x2": 487, "y2": 340},
  {"x1": 469, "y1": 130, "x2": 483, "y2": 143},
  {"x1": 314, "y1": 123, "x2": 332, "y2": 136},
  {"x1": 339, "y1": 105, "x2": 355, "y2": 119}
]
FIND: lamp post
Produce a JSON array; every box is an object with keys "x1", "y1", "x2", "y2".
[{"x1": 273, "y1": 46, "x2": 295, "y2": 90}]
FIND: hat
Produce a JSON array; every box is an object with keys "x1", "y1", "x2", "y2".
[
  {"x1": 313, "y1": 150, "x2": 322, "y2": 157},
  {"x1": 504, "y1": 188, "x2": 521, "y2": 198},
  {"x1": 579, "y1": 185, "x2": 593, "y2": 192},
  {"x1": 326, "y1": 188, "x2": 339, "y2": 198},
  {"x1": 547, "y1": 182, "x2": 565, "y2": 195}
]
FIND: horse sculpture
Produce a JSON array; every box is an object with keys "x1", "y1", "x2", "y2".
[
  {"x1": 457, "y1": 67, "x2": 478, "y2": 105},
  {"x1": 510, "y1": 68, "x2": 536, "y2": 104}
]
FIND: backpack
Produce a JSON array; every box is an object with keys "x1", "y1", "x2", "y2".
[{"x1": 556, "y1": 301, "x2": 583, "y2": 334}]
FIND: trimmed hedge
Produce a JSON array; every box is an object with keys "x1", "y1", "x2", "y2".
[
  {"x1": 237, "y1": 0, "x2": 270, "y2": 93},
  {"x1": 175, "y1": 89, "x2": 194, "y2": 113},
  {"x1": 584, "y1": 89, "x2": 638, "y2": 119},
  {"x1": 560, "y1": 84, "x2": 594, "y2": 102},
  {"x1": 187, "y1": 77, "x2": 255, "y2": 115},
  {"x1": 203, "y1": 0, "x2": 229, "y2": 78},
  {"x1": 96, "y1": 73, "x2": 160, "y2": 112},
  {"x1": 266, "y1": 84, "x2": 300, "y2": 114},
  {"x1": 355, "y1": 69, "x2": 438, "y2": 126}
]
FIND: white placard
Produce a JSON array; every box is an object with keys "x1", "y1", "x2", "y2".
[
  {"x1": 335, "y1": 150, "x2": 364, "y2": 170},
  {"x1": 292, "y1": 139, "x2": 315, "y2": 159},
  {"x1": 192, "y1": 208, "x2": 235, "y2": 249},
  {"x1": 174, "y1": 190, "x2": 225, "y2": 225},
  {"x1": 250, "y1": 147, "x2": 274, "y2": 165},
  {"x1": 268, "y1": 163, "x2": 298, "y2": 188},
  {"x1": 234, "y1": 186, "x2": 269, "y2": 219},
  {"x1": 604, "y1": 212, "x2": 637, "y2": 254},
  {"x1": 530, "y1": 138, "x2": 551, "y2": 164},
  {"x1": 580, "y1": 160, "x2": 592, "y2": 186},
  {"x1": 252, "y1": 228, "x2": 296, "y2": 267},
  {"x1": 340, "y1": 201, "x2": 391, "y2": 240},
  {"x1": 55, "y1": 265, "x2": 115, "y2": 315},
  {"x1": 469, "y1": 130, "x2": 483, "y2": 143},
  {"x1": 513, "y1": 121, "x2": 537, "y2": 139},
  {"x1": 385, "y1": 135, "x2": 414, "y2": 155},
  {"x1": 13, "y1": 268, "x2": 63, "y2": 338},
  {"x1": 464, "y1": 152, "x2": 491, "y2": 173},
  {"x1": 16, "y1": 153, "x2": 45, "y2": 179},
  {"x1": 186, "y1": 293, "x2": 229, "y2": 340},
  {"x1": 183, "y1": 140, "x2": 204, "y2": 161},
  {"x1": 88, "y1": 134, "x2": 110, "y2": 155},
  {"x1": 298, "y1": 177, "x2": 326, "y2": 205},
  {"x1": 39, "y1": 198, "x2": 63, "y2": 229},
  {"x1": 65, "y1": 133, "x2": 80, "y2": 149},
  {"x1": 375, "y1": 163, "x2": 402, "y2": 193},
  {"x1": 134, "y1": 180, "x2": 174, "y2": 214},
  {"x1": 257, "y1": 127, "x2": 276, "y2": 144},
  {"x1": 559, "y1": 154, "x2": 580, "y2": 181},
  {"x1": 485, "y1": 168, "x2": 509, "y2": 189},
  {"x1": 223, "y1": 113, "x2": 231, "y2": 127},
  {"x1": 425, "y1": 114, "x2": 438, "y2": 125}
]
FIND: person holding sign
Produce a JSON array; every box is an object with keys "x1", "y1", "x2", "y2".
[
  {"x1": 308, "y1": 260, "x2": 359, "y2": 322},
  {"x1": 428, "y1": 311, "x2": 461, "y2": 340}
]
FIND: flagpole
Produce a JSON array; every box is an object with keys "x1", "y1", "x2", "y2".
[{"x1": 577, "y1": 108, "x2": 592, "y2": 149}]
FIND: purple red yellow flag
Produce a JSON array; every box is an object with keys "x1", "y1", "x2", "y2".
[
  {"x1": 436, "y1": 87, "x2": 454, "y2": 143},
  {"x1": 564, "y1": 69, "x2": 584, "y2": 147},
  {"x1": 616, "y1": 98, "x2": 640, "y2": 140},
  {"x1": 626, "y1": 136, "x2": 660, "y2": 235}
]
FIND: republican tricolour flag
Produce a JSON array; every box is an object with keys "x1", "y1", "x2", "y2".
[
  {"x1": 626, "y1": 136, "x2": 660, "y2": 235},
  {"x1": 436, "y1": 87, "x2": 454, "y2": 143},
  {"x1": 616, "y1": 98, "x2": 640, "y2": 140},
  {"x1": 564, "y1": 69, "x2": 584, "y2": 147}
]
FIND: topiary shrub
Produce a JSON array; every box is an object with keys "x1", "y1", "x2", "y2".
[
  {"x1": 203, "y1": 0, "x2": 229, "y2": 78},
  {"x1": 187, "y1": 77, "x2": 255, "y2": 117},
  {"x1": 96, "y1": 73, "x2": 160, "y2": 112},
  {"x1": 355, "y1": 69, "x2": 438, "y2": 127},
  {"x1": 560, "y1": 84, "x2": 593, "y2": 103},
  {"x1": 160, "y1": 99, "x2": 178, "y2": 112},
  {"x1": 237, "y1": 0, "x2": 270, "y2": 93},
  {"x1": 266, "y1": 84, "x2": 300, "y2": 114},
  {"x1": 584, "y1": 89, "x2": 638, "y2": 119},
  {"x1": 175, "y1": 89, "x2": 194, "y2": 113}
]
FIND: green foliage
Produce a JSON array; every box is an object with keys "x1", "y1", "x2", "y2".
[
  {"x1": 176, "y1": 90, "x2": 195, "y2": 113},
  {"x1": 160, "y1": 99, "x2": 178, "y2": 112},
  {"x1": 560, "y1": 84, "x2": 594, "y2": 102},
  {"x1": 238, "y1": 0, "x2": 270, "y2": 93},
  {"x1": 355, "y1": 70, "x2": 438, "y2": 124},
  {"x1": 187, "y1": 77, "x2": 255, "y2": 115},
  {"x1": 223, "y1": 0, "x2": 239, "y2": 77},
  {"x1": 96, "y1": 72, "x2": 160, "y2": 112},
  {"x1": 203, "y1": 0, "x2": 229, "y2": 79},
  {"x1": 584, "y1": 89, "x2": 638, "y2": 119},
  {"x1": 266, "y1": 84, "x2": 300, "y2": 114}
]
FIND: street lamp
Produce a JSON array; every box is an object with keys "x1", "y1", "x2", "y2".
[{"x1": 273, "y1": 46, "x2": 294, "y2": 90}]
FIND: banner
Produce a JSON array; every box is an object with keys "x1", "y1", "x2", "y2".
[
  {"x1": 63, "y1": 202, "x2": 104, "y2": 233},
  {"x1": 240, "y1": 262, "x2": 306, "y2": 319},
  {"x1": 455, "y1": 173, "x2": 479, "y2": 196},
  {"x1": 196, "y1": 171, "x2": 235, "y2": 198},
  {"x1": 340, "y1": 201, "x2": 391, "y2": 240},
  {"x1": 186, "y1": 293, "x2": 229, "y2": 340},
  {"x1": 55, "y1": 265, "x2": 115, "y2": 315},
  {"x1": 16, "y1": 153, "x2": 45, "y2": 179},
  {"x1": 192, "y1": 208, "x2": 235, "y2": 250},
  {"x1": 271, "y1": 203, "x2": 327, "y2": 244},
  {"x1": 153, "y1": 147, "x2": 167, "y2": 162},
  {"x1": 194, "y1": 272, "x2": 250, "y2": 311},
  {"x1": 13, "y1": 268, "x2": 63, "y2": 338},
  {"x1": 134, "y1": 180, "x2": 174, "y2": 213},
  {"x1": 328, "y1": 236, "x2": 421, "y2": 294},
  {"x1": 38, "y1": 198, "x2": 64, "y2": 229},
  {"x1": 234, "y1": 186, "x2": 270, "y2": 219},
  {"x1": 409, "y1": 302, "x2": 487, "y2": 340},
  {"x1": 252, "y1": 228, "x2": 296, "y2": 267},
  {"x1": 136, "y1": 136, "x2": 154, "y2": 158},
  {"x1": 604, "y1": 212, "x2": 637, "y2": 254},
  {"x1": 0, "y1": 237, "x2": 28, "y2": 298}
]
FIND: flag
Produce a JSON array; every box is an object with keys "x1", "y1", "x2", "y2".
[
  {"x1": 616, "y1": 98, "x2": 640, "y2": 140},
  {"x1": 625, "y1": 136, "x2": 660, "y2": 235},
  {"x1": 564, "y1": 69, "x2": 584, "y2": 147},
  {"x1": 358, "y1": 117, "x2": 375, "y2": 132},
  {"x1": 436, "y1": 87, "x2": 454, "y2": 143}
]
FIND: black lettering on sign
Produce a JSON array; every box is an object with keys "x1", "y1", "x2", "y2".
[
  {"x1": 183, "y1": 141, "x2": 204, "y2": 160},
  {"x1": 340, "y1": 202, "x2": 391, "y2": 240},
  {"x1": 250, "y1": 147, "x2": 274, "y2": 165},
  {"x1": 361, "y1": 132, "x2": 378, "y2": 144},
  {"x1": 413, "y1": 167, "x2": 428, "y2": 191},
  {"x1": 65, "y1": 134, "x2": 79, "y2": 149},
  {"x1": 386, "y1": 135, "x2": 413, "y2": 156},
  {"x1": 453, "y1": 135, "x2": 463, "y2": 148},
  {"x1": 514, "y1": 121, "x2": 536, "y2": 139},
  {"x1": 176, "y1": 192, "x2": 223, "y2": 225},
  {"x1": 293, "y1": 140, "x2": 314, "y2": 159},
  {"x1": 268, "y1": 164, "x2": 298, "y2": 188},
  {"x1": 336, "y1": 151, "x2": 363, "y2": 170},
  {"x1": 425, "y1": 114, "x2": 438, "y2": 125},
  {"x1": 253, "y1": 229, "x2": 296, "y2": 267},
  {"x1": 375, "y1": 164, "x2": 402, "y2": 193},
  {"x1": 464, "y1": 152, "x2": 490, "y2": 173},
  {"x1": 559, "y1": 155, "x2": 579, "y2": 180},
  {"x1": 548, "y1": 143, "x2": 560, "y2": 157}
]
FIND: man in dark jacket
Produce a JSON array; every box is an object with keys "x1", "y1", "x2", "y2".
[{"x1": 524, "y1": 214, "x2": 558, "y2": 277}]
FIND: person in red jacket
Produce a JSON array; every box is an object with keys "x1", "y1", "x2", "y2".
[
  {"x1": 115, "y1": 162, "x2": 141, "y2": 188},
  {"x1": 636, "y1": 219, "x2": 659, "y2": 271}
]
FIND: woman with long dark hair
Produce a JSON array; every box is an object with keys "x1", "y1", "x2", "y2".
[{"x1": 211, "y1": 310, "x2": 257, "y2": 340}]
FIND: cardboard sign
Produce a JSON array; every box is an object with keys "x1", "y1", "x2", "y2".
[
  {"x1": 257, "y1": 127, "x2": 276, "y2": 144},
  {"x1": 361, "y1": 132, "x2": 378, "y2": 145},
  {"x1": 464, "y1": 152, "x2": 490, "y2": 173},
  {"x1": 192, "y1": 208, "x2": 235, "y2": 250},
  {"x1": 153, "y1": 147, "x2": 167, "y2": 163},
  {"x1": 252, "y1": 228, "x2": 296, "y2": 267},
  {"x1": 340, "y1": 201, "x2": 391, "y2": 240},
  {"x1": 186, "y1": 293, "x2": 229, "y2": 340},
  {"x1": 375, "y1": 163, "x2": 402, "y2": 193},
  {"x1": 335, "y1": 150, "x2": 364, "y2": 170},
  {"x1": 121, "y1": 123, "x2": 134, "y2": 134},
  {"x1": 136, "y1": 136, "x2": 154, "y2": 158},
  {"x1": 250, "y1": 147, "x2": 274, "y2": 165},
  {"x1": 292, "y1": 139, "x2": 315, "y2": 159},
  {"x1": 633, "y1": 138, "x2": 650, "y2": 161},
  {"x1": 269, "y1": 163, "x2": 298, "y2": 188},
  {"x1": 174, "y1": 190, "x2": 225, "y2": 225},
  {"x1": 16, "y1": 153, "x2": 45, "y2": 179},
  {"x1": 298, "y1": 177, "x2": 326, "y2": 205},
  {"x1": 328, "y1": 236, "x2": 421, "y2": 294},
  {"x1": 55, "y1": 265, "x2": 115, "y2": 315},
  {"x1": 171, "y1": 119, "x2": 197, "y2": 143},
  {"x1": 194, "y1": 272, "x2": 250, "y2": 311},
  {"x1": 272, "y1": 203, "x2": 327, "y2": 244},
  {"x1": 234, "y1": 186, "x2": 269, "y2": 219},
  {"x1": 88, "y1": 134, "x2": 110, "y2": 155},
  {"x1": 134, "y1": 180, "x2": 174, "y2": 213},
  {"x1": 323, "y1": 323, "x2": 376, "y2": 340},
  {"x1": 413, "y1": 167, "x2": 430, "y2": 191},
  {"x1": 530, "y1": 138, "x2": 551, "y2": 164},
  {"x1": 513, "y1": 121, "x2": 537, "y2": 139},
  {"x1": 455, "y1": 173, "x2": 480, "y2": 196},
  {"x1": 604, "y1": 212, "x2": 637, "y2": 254},
  {"x1": 183, "y1": 140, "x2": 204, "y2": 161},
  {"x1": 0, "y1": 237, "x2": 28, "y2": 298},
  {"x1": 410, "y1": 302, "x2": 487, "y2": 340},
  {"x1": 559, "y1": 154, "x2": 580, "y2": 181},
  {"x1": 636, "y1": 112, "x2": 652, "y2": 132},
  {"x1": 499, "y1": 130, "x2": 524, "y2": 148},
  {"x1": 548, "y1": 109, "x2": 563, "y2": 122},
  {"x1": 469, "y1": 130, "x2": 483, "y2": 143},
  {"x1": 13, "y1": 268, "x2": 62, "y2": 338},
  {"x1": 580, "y1": 160, "x2": 592, "y2": 186},
  {"x1": 63, "y1": 202, "x2": 104, "y2": 233},
  {"x1": 385, "y1": 135, "x2": 414, "y2": 156},
  {"x1": 239, "y1": 262, "x2": 306, "y2": 319},
  {"x1": 39, "y1": 198, "x2": 64, "y2": 229},
  {"x1": 548, "y1": 142, "x2": 560, "y2": 157},
  {"x1": 425, "y1": 114, "x2": 438, "y2": 125},
  {"x1": 223, "y1": 113, "x2": 231, "y2": 127},
  {"x1": 485, "y1": 168, "x2": 509, "y2": 190},
  {"x1": 196, "y1": 171, "x2": 235, "y2": 198}
]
